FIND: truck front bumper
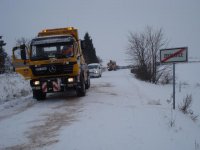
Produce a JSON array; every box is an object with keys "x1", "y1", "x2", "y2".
[{"x1": 31, "y1": 76, "x2": 78, "y2": 93}]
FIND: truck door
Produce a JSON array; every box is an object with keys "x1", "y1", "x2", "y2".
[{"x1": 12, "y1": 46, "x2": 32, "y2": 79}]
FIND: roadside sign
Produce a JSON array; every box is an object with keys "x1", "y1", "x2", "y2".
[
  {"x1": 160, "y1": 47, "x2": 188, "y2": 110},
  {"x1": 160, "y1": 47, "x2": 188, "y2": 63}
]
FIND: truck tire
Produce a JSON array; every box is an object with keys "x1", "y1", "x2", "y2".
[
  {"x1": 33, "y1": 90, "x2": 46, "y2": 101},
  {"x1": 85, "y1": 75, "x2": 90, "y2": 89},
  {"x1": 76, "y1": 76, "x2": 86, "y2": 97}
]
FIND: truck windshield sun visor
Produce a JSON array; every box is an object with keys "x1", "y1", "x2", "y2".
[{"x1": 31, "y1": 36, "x2": 74, "y2": 45}]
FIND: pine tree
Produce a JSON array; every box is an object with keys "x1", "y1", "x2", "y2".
[
  {"x1": 83, "y1": 33, "x2": 99, "y2": 64},
  {"x1": 0, "y1": 36, "x2": 7, "y2": 74}
]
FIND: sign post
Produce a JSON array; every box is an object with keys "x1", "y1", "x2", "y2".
[
  {"x1": 173, "y1": 63, "x2": 175, "y2": 109},
  {"x1": 160, "y1": 47, "x2": 188, "y2": 109}
]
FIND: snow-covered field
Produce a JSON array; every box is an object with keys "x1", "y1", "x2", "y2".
[{"x1": 0, "y1": 63, "x2": 200, "y2": 150}]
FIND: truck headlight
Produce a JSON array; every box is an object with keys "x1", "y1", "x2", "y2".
[
  {"x1": 68, "y1": 78, "x2": 74, "y2": 83},
  {"x1": 34, "y1": 81, "x2": 40, "y2": 85}
]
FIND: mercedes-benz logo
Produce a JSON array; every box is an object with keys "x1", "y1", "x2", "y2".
[{"x1": 49, "y1": 65, "x2": 56, "y2": 73}]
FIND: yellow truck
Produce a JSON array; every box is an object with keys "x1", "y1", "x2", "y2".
[
  {"x1": 12, "y1": 27, "x2": 90, "y2": 100},
  {"x1": 107, "y1": 60, "x2": 117, "y2": 71}
]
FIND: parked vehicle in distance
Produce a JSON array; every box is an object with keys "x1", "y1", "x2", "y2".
[{"x1": 88, "y1": 63, "x2": 102, "y2": 78}]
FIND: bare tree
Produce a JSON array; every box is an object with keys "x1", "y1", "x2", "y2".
[{"x1": 127, "y1": 26, "x2": 169, "y2": 84}]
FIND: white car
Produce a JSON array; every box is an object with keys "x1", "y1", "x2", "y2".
[{"x1": 88, "y1": 63, "x2": 102, "y2": 78}]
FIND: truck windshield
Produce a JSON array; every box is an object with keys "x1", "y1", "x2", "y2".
[{"x1": 30, "y1": 36, "x2": 74, "y2": 60}]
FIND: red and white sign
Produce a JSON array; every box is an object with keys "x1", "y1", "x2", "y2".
[
  {"x1": 52, "y1": 81, "x2": 60, "y2": 92},
  {"x1": 42, "y1": 82, "x2": 47, "y2": 93},
  {"x1": 160, "y1": 47, "x2": 188, "y2": 63},
  {"x1": 42, "y1": 78, "x2": 61, "y2": 93}
]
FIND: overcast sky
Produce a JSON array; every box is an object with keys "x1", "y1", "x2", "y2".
[{"x1": 0, "y1": 0, "x2": 199, "y2": 65}]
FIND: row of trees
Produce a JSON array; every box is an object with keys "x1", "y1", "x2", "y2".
[
  {"x1": 0, "y1": 36, "x2": 8, "y2": 74},
  {"x1": 127, "y1": 26, "x2": 171, "y2": 84}
]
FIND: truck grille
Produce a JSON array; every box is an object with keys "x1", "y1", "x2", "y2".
[{"x1": 30, "y1": 63, "x2": 75, "y2": 76}]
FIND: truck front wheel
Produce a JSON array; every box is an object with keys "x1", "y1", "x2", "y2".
[
  {"x1": 33, "y1": 90, "x2": 46, "y2": 101},
  {"x1": 85, "y1": 75, "x2": 90, "y2": 89},
  {"x1": 76, "y1": 76, "x2": 86, "y2": 97}
]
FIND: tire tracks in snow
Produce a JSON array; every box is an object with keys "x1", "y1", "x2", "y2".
[{"x1": 4, "y1": 94, "x2": 84, "y2": 150}]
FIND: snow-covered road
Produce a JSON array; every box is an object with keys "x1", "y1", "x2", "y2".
[{"x1": 0, "y1": 69, "x2": 200, "y2": 150}]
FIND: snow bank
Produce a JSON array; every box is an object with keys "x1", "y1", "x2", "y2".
[
  {"x1": 0, "y1": 73, "x2": 32, "y2": 104},
  {"x1": 176, "y1": 62, "x2": 200, "y2": 85}
]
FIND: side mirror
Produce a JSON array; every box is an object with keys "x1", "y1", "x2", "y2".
[
  {"x1": 21, "y1": 49, "x2": 26, "y2": 60},
  {"x1": 19, "y1": 44, "x2": 27, "y2": 61}
]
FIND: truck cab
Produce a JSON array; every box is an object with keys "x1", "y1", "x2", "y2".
[{"x1": 12, "y1": 27, "x2": 90, "y2": 100}]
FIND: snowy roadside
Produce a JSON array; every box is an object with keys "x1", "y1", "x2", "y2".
[
  {"x1": 0, "y1": 73, "x2": 32, "y2": 104},
  {"x1": 0, "y1": 73, "x2": 35, "y2": 120}
]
